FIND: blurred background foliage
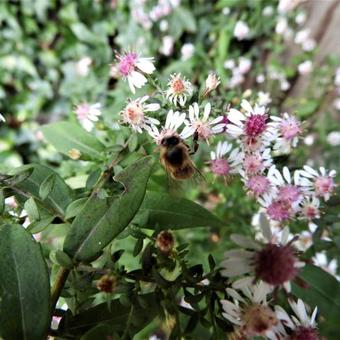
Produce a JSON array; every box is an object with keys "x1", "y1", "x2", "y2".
[{"x1": 0, "y1": 0, "x2": 340, "y2": 338}]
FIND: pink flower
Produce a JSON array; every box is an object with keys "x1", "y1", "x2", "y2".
[
  {"x1": 299, "y1": 166, "x2": 336, "y2": 201},
  {"x1": 246, "y1": 175, "x2": 271, "y2": 197},
  {"x1": 234, "y1": 21, "x2": 250, "y2": 40},
  {"x1": 209, "y1": 141, "x2": 243, "y2": 177},
  {"x1": 75, "y1": 102, "x2": 101, "y2": 131},
  {"x1": 115, "y1": 52, "x2": 155, "y2": 93}
]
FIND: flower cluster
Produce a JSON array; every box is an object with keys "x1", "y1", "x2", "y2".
[{"x1": 70, "y1": 48, "x2": 337, "y2": 339}]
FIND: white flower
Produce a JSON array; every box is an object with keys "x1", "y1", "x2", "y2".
[
  {"x1": 278, "y1": 0, "x2": 305, "y2": 14},
  {"x1": 326, "y1": 131, "x2": 340, "y2": 146},
  {"x1": 120, "y1": 96, "x2": 160, "y2": 133},
  {"x1": 295, "y1": 29, "x2": 310, "y2": 45},
  {"x1": 257, "y1": 92, "x2": 272, "y2": 106},
  {"x1": 146, "y1": 109, "x2": 187, "y2": 145},
  {"x1": 300, "y1": 196, "x2": 320, "y2": 221},
  {"x1": 159, "y1": 19, "x2": 168, "y2": 32},
  {"x1": 165, "y1": 73, "x2": 193, "y2": 107},
  {"x1": 221, "y1": 282, "x2": 285, "y2": 339},
  {"x1": 115, "y1": 52, "x2": 155, "y2": 94},
  {"x1": 263, "y1": 6, "x2": 274, "y2": 16},
  {"x1": 299, "y1": 166, "x2": 337, "y2": 201},
  {"x1": 180, "y1": 43, "x2": 194, "y2": 61},
  {"x1": 159, "y1": 35, "x2": 174, "y2": 56},
  {"x1": 275, "y1": 299, "x2": 318, "y2": 338},
  {"x1": 256, "y1": 74, "x2": 265, "y2": 83},
  {"x1": 238, "y1": 57, "x2": 252, "y2": 75},
  {"x1": 181, "y1": 102, "x2": 225, "y2": 141},
  {"x1": 0, "y1": 114, "x2": 5, "y2": 122},
  {"x1": 75, "y1": 102, "x2": 102, "y2": 131},
  {"x1": 223, "y1": 59, "x2": 235, "y2": 69},
  {"x1": 334, "y1": 68, "x2": 340, "y2": 86},
  {"x1": 76, "y1": 57, "x2": 92, "y2": 76},
  {"x1": 333, "y1": 98, "x2": 340, "y2": 110},
  {"x1": 302, "y1": 39, "x2": 316, "y2": 51},
  {"x1": 275, "y1": 17, "x2": 288, "y2": 35},
  {"x1": 295, "y1": 11, "x2": 306, "y2": 25},
  {"x1": 298, "y1": 60, "x2": 313, "y2": 75},
  {"x1": 234, "y1": 21, "x2": 250, "y2": 40}
]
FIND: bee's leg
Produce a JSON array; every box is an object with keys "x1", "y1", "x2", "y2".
[{"x1": 189, "y1": 131, "x2": 199, "y2": 155}]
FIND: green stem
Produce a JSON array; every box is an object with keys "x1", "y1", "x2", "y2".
[
  {"x1": 121, "y1": 305, "x2": 134, "y2": 339},
  {"x1": 50, "y1": 267, "x2": 70, "y2": 313}
]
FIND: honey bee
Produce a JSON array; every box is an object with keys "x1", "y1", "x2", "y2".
[{"x1": 159, "y1": 132, "x2": 200, "y2": 180}]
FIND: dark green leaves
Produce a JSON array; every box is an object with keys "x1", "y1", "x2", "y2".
[
  {"x1": 41, "y1": 121, "x2": 105, "y2": 160},
  {"x1": 0, "y1": 224, "x2": 50, "y2": 340},
  {"x1": 63, "y1": 156, "x2": 154, "y2": 262},
  {"x1": 58, "y1": 293, "x2": 159, "y2": 338},
  {"x1": 133, "y1": 191, "x2": 225, "y2": 230},
  {"x1": 16, "y1": 164, "x2": 73, "y2": 216},
  {"x1": 293, "y1": 264, "x2": 340, "y2": 333}
]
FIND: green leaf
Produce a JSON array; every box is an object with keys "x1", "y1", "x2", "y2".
[
  {"x1": 133, "y1": 192, "x2": 225, "y2": 230},
  {"x1": 16, "y1": 164, "x2": 73, "y2": 216},
  {"x1": 41, "y1": 122, "x2": 105, "y2": 160},
  {"x1": 39, "y1": 173, "x2": 56, "y2": 200},
  {"x1": 58, "y1": 293, "x2": 159, "y2": 337},
  {"x1": 55, "y1": 250, "x2": 74, "y2": 269},
  {"x1": 24, "y1": 197, "x2": 40, "y2": 221},
  {"x1": 0, "y1": 190, "x2": 5, "y2": 214},
  {"x1": 27, "y1": 216, "x2": 55, "y2": 234},
  {"x1": 65, "y1": 198, "x2": 88, "y2": 219},
  {"x1": 0, "y1": 224, "x2": 50, "y2": 339},
  {"x1": 63, "y1": 156, "x2": 154, "y2": 262},
  {"x1": 292, "y1": 265, "x2": 340, "y2": 328}
]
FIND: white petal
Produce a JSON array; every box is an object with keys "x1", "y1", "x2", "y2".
[
  {"x1": 230, "y1": 234, "x2": 261, "y2": 250},
  {"x1": 241, "y1": 99, "x2": 254, "y2": 113},
  {"x1": 145, "y1": 103, "x2": 160, "y2": 112},
  {"x1": 203, "y1": 102, "x2": 211, "y2": 122},
  {"x1": 136, "y1": 59, "x2": 155, "y2": 74},
  {"x1": 228, "y1": 109, "x2": 245, "y2": 125}
]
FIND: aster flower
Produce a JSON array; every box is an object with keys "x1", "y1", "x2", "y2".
[
  {"x1": 300, "y1": 196, "x2": 320, "y2": 221},
  {"x1": 146, "y1": 109, "x2": 187, "y2": 145},
  {"x1": 209, "y1": 141, "x2": 243, "y2": 177},
  {"x1": 165, "y1": 73, "x2": 193, "y2": 107},
  {"x1": 221, "y1": 281, "x2": 284, "y2": 339},
  {"x1": 240, "y1": 148, "x2": 273, "y2": 177},
  {"x1": 267, "y1": 166, "x2": 303, "y2": 208},
  {"x1": 244, "y1": 175, "x2": 273, "y2": 198},
  {"x1": 233, "y1": 21, "x2": 250, "y2": 41},
  {"x1": 226, "y1": 99, "x2": 275, "y2": 150},
  {"x1": 275, "y1": 299, "x2": 318, "y2": 339},
  {"x1": 120, "y1": 96, "x2": 160, "y2": 133},
  {"x1": 299, "y1": 166, "x2": 337, "y2": 201},
  {"x1": 221, "y1": 215, "x2": 304, "y2": 291},
  {"x1": 115, "y1": 51, "x2": 155, "y2": 93},
  {"x1": 181, "y1": 102, "x2": 225, "y2": 141},
  {"x1": 75, "y1": 102, "x2": 101, "y2": 131},
  {"x1": 270, "y1": 113, "x2": 302, "y2": 154}
]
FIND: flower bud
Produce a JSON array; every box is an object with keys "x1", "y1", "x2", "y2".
[
  {"x1": 96, "y1": 274, "x2": 117, "y2": 293},
  {"x1": 156, "y1": 230, "x2": 175, "y2": 255},
  {"x1": 204, "y1": 73, "x2": 220, "y2": 96},
  {"x1": 68, "y1": 148, "x2": 81, "y2": 160}
]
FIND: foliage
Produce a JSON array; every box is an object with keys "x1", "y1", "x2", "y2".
[{"x1": 0, "y1": 0, "x2": 340, "y2": 339}]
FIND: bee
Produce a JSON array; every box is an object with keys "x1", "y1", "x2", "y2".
[{"x1": 159, "y1": 132, "x2": 200, "y2": 180}]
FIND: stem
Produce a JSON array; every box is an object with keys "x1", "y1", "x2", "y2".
[
  {"x1": 50, "y1": 267, "x2": 70, "y2": 313},
  {"x1": 121, "y1": 305, "x2": 134, "y2": 339}
]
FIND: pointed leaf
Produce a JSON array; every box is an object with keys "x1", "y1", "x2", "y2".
[
  {"x1": 16, "y1": 164, "x2": 73, "y2": 215},
  {"x1": 133, "y1": 192, "x2": 225, "y2": 229},
  {"x1": 39, "y1": 173, "x2": 56, "y2": 200},
  {"x1": 41, "y1": 122, "x2": 105, "y2": 160},
  {"x1": 0, "y1": 224, "x2": 50, "y2": 339},
  {"x1": 63, "y1": 157, "x2": 154, "y2": 262}
]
